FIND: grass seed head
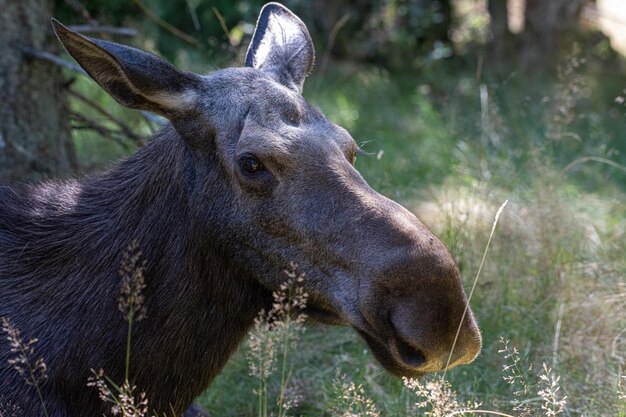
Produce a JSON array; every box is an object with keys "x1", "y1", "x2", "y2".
[
  {"x1": 118, "y1": 240, "x2": 147, "y2": 322},
  {"x1": 537, "y1": 363, "x2": 567, "y2": 416},
  {"x1": 87, "y1": 369, "x2": 152, "y2": 417},
  {"x1": 331, "y1": 375, "x2": 380, "y2": 417},
  {"x1": 403, "y1": 376, "x2": 479, "y2": 417},
  {"x1": 1, "y1": 317, "x2": 47, "y2": 388}
]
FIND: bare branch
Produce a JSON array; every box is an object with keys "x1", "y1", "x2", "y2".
[
  {"x1": 63, "y1": 0, "x2": 94, "y2": 23},
  {"x1": 70, "y1": 112, "x2": 133, "y2": 152},
  {"x1": 21, "y1": 47, "x2": 166, "y2": 128},
  {"x1": 212, "y1": 7, "x2": 231, "y2": 44},
  {"x1": 67, "y1": 25, "x2": 139, "y2": 37},
  {"x1": 562, "y1": 156, "x2": 626, "y2": 175},
  {"x1": 137, "y1": 112, "x2": 166, "y2": 127},
  {"x1": 316, "y1": 13, "x2": 351, "y2": 92},
  {"x1": 186, "y1": 0, "x2": 201, "y2": 31},
  {"x1": 69, "y1": 89, "x2": 147, "y2": 147},
  {"x1": 4, "y1": 140, "x2": 56, "y2": 175},
  {"x1": 131, "y1": 0, "x2": 200, "y2": 46},
  {"x1": 21, "y1": 46, "x2": 87, "y2": 75}
]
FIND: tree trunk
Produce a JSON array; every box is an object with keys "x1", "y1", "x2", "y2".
[
  {"x1": 488, "y1": 0, "x2": 513, "y2": 60},
  {"x1": 521, "y1": 0, "x2": 587, "y2": 67},
  {"x1": 0, "y1": 0, "x2": 75, "y2": 181},
  {"x1": 486, "y1": 0, "x2": 589, "y2": 69},
  {"x1": 428, "y1": 0, "x2": 453, "y2": 45}
]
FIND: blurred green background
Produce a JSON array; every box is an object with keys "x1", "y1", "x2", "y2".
[{"x1": 5, "y1": 0, "x2": 626, "y2": 415}]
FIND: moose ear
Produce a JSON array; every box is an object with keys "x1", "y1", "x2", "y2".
[
  {"x1": 245, "y1": 3, "x2": 315, "y2": 93},
  {"x1": 51, "y1": 19, "x2": 200, "y2": 117}
]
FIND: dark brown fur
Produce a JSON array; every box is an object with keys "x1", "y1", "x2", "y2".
[
  {"x1": 0, "y1": 126, "x2": 270, "y2": 415},
  {"x1": 0, "y1": 4, "x2": 481, "y2": 416}
]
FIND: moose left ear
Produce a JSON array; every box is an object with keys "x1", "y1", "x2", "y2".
[
  {"x1": 245, "y1": 3, "x2": 315, "y2": 93},
  {"x1": 52, "y1": 19, "x2": 201, "y2": 118}
]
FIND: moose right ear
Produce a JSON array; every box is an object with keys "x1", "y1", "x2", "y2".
[
  {"x1": 52, "y1": 19, "x2": 201, "y2": 117},
  {"x1": 245, "y1": 3, "x2": 315, "y2": 93}
]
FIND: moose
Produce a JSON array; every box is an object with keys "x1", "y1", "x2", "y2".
[{"x1": 0, "y1": 3, "x2": 481, "y2": 416}]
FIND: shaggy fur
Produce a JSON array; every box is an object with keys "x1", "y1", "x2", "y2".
[
  {"x1": 0, "y1": 126, "x2": 270, "y2": 416},
  {"x1": 0, "y1": 4, "x2": 481, "y2": 416}
]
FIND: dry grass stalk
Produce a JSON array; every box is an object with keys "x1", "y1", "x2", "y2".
[
  {"x1": 499, "y1": 338, "x2": 568, "y2": 416},
  {"x1": 444, "y1": 199, "x2": 508, "y2": 376},
  {"x1": 0, "y1": 401, "x2": 21, "y2": 417},
  {"x1": 498, "y1": 337, "x2": 532, "y2": 416},
  {"x1": 619, "y1": 375, "x2": 626, "y2": 401},
  {"x1": 86, "y1": 241, "x2": 152, "y2": 417},
  {"x1": 1, "y1": 317, "x2": 49, "y2": 417},
  {"x1": 118, "y1": 240, "x2": 147, "y2": 322},
  {"x1": 1, "y1": 317, "x2": 47, "y2": 387},
  {"x1": 537, "y1": 363, "x2": 567, "y2": 416},
  {"x1": 247, "y1": 262, "x2": 309, "y2": 417},
  {"x1": 118, "y1": 240, "x2": 147, "y2": 382},
  {"x1": 87, "y1": 369, "x2": 153, "y2": 417},
  {"x1": 331, "y1": 375, "x2": 380, "y2": 417},
  {"x1": 403, "y1": 376, "x2": 480, "y2": 417}
]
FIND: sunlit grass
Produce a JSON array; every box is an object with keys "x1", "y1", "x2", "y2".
[
  {"x1": 58, "y1": 48, "x2": 626, "y2": 416},
  {"x1": 197, "y1": 57, "x2": 626, "y2": 416}
]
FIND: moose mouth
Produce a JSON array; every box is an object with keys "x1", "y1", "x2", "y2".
[
  {"x1": 355, "y1": 329, "x2": 430, "y2": 378},
  {"x1": 304, "y1": 304, "x2": 434, "y2": 378}
]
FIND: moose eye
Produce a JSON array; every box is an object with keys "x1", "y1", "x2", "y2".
[
  {"x1": 282, "y1": 108, "x2": 302, "y2": 127},
  {"x1": 238, "y1": 155, "x2": 265, "y2": 174}
]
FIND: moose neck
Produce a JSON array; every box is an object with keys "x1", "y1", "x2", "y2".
[{"x1": 48, "y1": 125, "x2": 269, "y2": 414}]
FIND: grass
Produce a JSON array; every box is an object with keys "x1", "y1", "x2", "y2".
[
  {"x1": 1, "y1": 317, "x2": 49, "y2": 417},
  {"x1": 193, "y1": 51, "x2": 626, "y2": 416},
  {"x1": 4, "y1": 42, "x2": 624, "y2": 415},
  {"x1": 0, "y1": 243, "x2": 153, "y2": 417}
]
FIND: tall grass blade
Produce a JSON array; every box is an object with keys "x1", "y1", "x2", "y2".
[{"x1": 443, "y1": 199, "x2": 508, "y2": 378}]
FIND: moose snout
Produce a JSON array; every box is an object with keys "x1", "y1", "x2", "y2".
[
  {"x1": 327, "y1": 191, "x2": 482, "y2": 375},
  {"x1": 352, "y1": 227, "x2": 482, "y2": 376},
  {"x1": 388, "y1": 296, "x2": 482, "y2": 373}
]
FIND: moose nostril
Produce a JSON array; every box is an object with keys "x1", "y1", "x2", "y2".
[{"x1": 395, "y1": 336, "x2": 426, "y2": 368}]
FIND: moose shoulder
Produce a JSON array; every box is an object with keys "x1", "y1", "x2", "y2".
[{"x1": 0, "y1": 3, "x2": 481, "y2": 416}]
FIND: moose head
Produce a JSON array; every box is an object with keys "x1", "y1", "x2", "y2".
[{"x1": 51, "y1": 2, "x2": 480, "y2": 383}]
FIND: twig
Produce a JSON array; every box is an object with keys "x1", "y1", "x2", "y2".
[
  {"x1": 131, "y1": 0, "x2": 200, "y2": 46},
  {"x1": 64, "y1": 0, "x2": 94, "y2": 23},
  {"x1": 562, "y1": 156, "x2": 626, "y2": 175},
  {"x1": 21, "y1": 46, "x2": 87, "y2": 75},
  {"x1": 316, "y1": 13, "x2": 351, "y2": 91},
  {"x1": 69, "y1": 89, "x2": 147, "y2": 146},
  {"x1": 70, "y1": 112, "x2": 132, "y2": 151},
  {"x1": 443, "y1": 199, "x2": 509, "y2": 377},
  {"x1": 67, "y1": 25, "x2": 139, "y2": 37},
  {"x1": 186, "y1": 0, "x2": 201, "y2": 31},
  {"x1": 212, "y1": 7, "x2": 232, "y2": 45},
  {"x1": 22, "y1": 46, "x2": 165, "y2": 127}
]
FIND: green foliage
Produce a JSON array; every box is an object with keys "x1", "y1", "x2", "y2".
[
  {"x1": 54, "y1": 0, "x2": 266, "y2": 66},
  {"x1": 283, "y1": 0, "x2": 452, "y2": 67},
  {"x1": 57, "y1": 3, "x2": 626, "y2": 414},
  {"x1": 55, "y1": 0, "x2": 455, "y2": 70},
  {"x1": 197, "y1": 53, "x2": 624, "y2": 416}
]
